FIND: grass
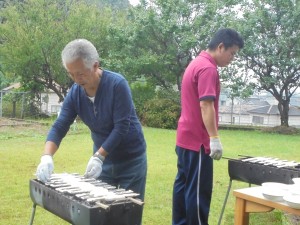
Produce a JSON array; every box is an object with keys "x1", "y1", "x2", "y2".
[{"x1": 0, "y1": 120, "x2": 299, "y2": 225}]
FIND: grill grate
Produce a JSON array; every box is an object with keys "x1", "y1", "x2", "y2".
[
  {"x1": 28, "y1": 174, "x2": 144, "y2": 225},
  {"x1": 228, "y1": 157, "x2": 300, "y2": 185}
]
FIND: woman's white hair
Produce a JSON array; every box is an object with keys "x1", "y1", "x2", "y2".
[{"x1": 61, "y1": 39, "x2": 99, "y2": 70}]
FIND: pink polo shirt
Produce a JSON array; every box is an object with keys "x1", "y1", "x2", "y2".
[{"x1": 176, "y1": 51, "x2": 220, "y2": 153}]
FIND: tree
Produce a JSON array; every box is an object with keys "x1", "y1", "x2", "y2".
[
  {"x1": 0, "y1": 68, "x2": 11, "y2": 89},
  {"x1": 220, "y1": 64, "x2": 256, "y2": 124},
  {"x1": 88, "y1": 0, "x2": 130, "y2": 9},
  {"x1": 237, "y1": 0, "x2": 300, "y2": 127},
  {"x1": 107, "y1": 0, "x2": 240, "y2": 95},
  {"x1": 0, "y1": 0, "x2": 113, "y2": 102}
]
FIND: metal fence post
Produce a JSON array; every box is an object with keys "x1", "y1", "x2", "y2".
[{"x1": 0, "y1": 91, "x2": 2, "y2": 117}]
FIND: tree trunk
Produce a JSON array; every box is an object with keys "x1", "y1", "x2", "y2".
[{"x1": 278, "y1": 100, "x2": 289, "y2": 127}]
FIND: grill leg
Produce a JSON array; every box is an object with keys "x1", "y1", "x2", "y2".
[
  {"x1": 28, "y1": 203, "x2": 37, "y2": 225},
  {"x1": 218, "y1": 179, "x2": 233, "y2": 225}
]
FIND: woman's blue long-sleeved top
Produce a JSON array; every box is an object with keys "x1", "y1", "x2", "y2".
[{"x1": 46, "y1": 70, "x2": 146, "y2": 162}]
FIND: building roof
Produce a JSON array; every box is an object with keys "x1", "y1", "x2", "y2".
[
  {"x1": 1, "y1": 82, "x2": 55, "y2": 94},
  {"x1": 248, "y1": 105, "x2": 300, "y2": 116},
  {"x1": 220, "y1": 96, "x2": 300, "y2": 116},
  {"x1": 1, "y1": 83, "x2": 21, "y2": 91},
  {"x1": 219, "y1": 104, "x2": 259, "y2": 115},
  {"x1": 242, "y1": 97, "x2": 270, "y2": 106}
]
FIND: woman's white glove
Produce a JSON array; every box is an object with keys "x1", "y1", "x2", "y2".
[
  {"x1": 84, "y1": 156, "x2": 103, "y2": 179},
  {"x1": 209, "y1": 137, "x2": 223, "y2": 160},
  {"x1": 36, "y1": 155, "x2": 54, "y2": 183}
]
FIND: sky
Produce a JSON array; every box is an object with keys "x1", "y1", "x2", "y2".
[{"x1": 129, "y1": 0, "x2": 140, "y2": 6}]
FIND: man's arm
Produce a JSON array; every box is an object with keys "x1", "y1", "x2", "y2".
[
  {"x1": 43, "y1": 141, "x2": 58, "y2": 156},
  {"x1": 95, "y1": 147, "x2": 108, "y2": 157},
  {"x1": 200, "y1": 99, "x2": 223, "y2": 160},
  {"x1": 200, "y1": 99, "x2": 218, "y2": 137}
]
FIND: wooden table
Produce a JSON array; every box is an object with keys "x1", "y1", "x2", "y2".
[{"x1": 233, "y1": 186, "x2": 300, "y2": 225}]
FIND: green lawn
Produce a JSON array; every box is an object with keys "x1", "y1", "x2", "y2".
[{"x1": 0, "y1": 122, "x2": 299, "y2": 225}]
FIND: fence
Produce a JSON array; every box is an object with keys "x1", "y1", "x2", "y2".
[{"x1": 0, "y1": 91, "x2": 31, "y2": 118}]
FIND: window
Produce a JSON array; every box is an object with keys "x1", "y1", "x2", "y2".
[{"x1": 252, "y1": 116, "x2": 264, "y2": 124}]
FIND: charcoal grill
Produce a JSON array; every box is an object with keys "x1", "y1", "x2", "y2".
[
  {"x1": 28, "y1": 173, "x2": 144, "y2": 225},
  {"x1": 218, "y1": 155, "x2": 300, "y2": 225}
]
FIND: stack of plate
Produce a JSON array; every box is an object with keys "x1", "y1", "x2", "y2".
[
  {"x1": 261, "y1": 180, "x2": 300, "y2": 209},
  {"x1": 283, "y1": 194, "x2": 300, "y2": 209},
  {"x1": 283, "y1": 179, "x2": 300, "y2": 209},
  {"x1": 261, "y1": 182, "x2": 288, "y2": 202},
  {"x1": 292, "y1": 178, "x2": 300, "y2": 185}
]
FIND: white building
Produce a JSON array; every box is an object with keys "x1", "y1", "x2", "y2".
[
  {"x1": 219, "y1": 95, "x2": 300, "y2": 128},
  {"x1": 1, "y1": 83, "x2": 62, "y2": 117},
  {"x1": 40, "y1": 90, "x2": 62, "y2": 115}
]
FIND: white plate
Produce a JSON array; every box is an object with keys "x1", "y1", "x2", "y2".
[
  {"x1": 261, "y1": 182, "x2": 288, "y2": 202},
  {"x1": 262, "y1": 192, "x2": 284, "y2": 202},
  {"x1": 262, "y1": 182, "x2": 289, "y2": 193},
  {"x1": 288, "y1": 184, "x2": 300, "y2": 195},
  {"x1": 262, "y1": 182, "x2": 289, "y2": 190},
  {"x1": 292, "y1": 178, "x2": 300, "y2": 185},
  {"x1": 283, "y1": 194, "x2": 300, "y2": 209}
]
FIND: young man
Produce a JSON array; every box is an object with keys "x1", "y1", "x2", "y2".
[
  {"x1": 35, "y1": 39, "x2": 147, "y2": 223},
  {"x1": 172, "y1": 28, "x2": 244, "y2": 225}
]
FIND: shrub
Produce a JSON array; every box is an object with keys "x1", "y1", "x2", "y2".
[
  {"x1": 261, "y1": 126, "x2": 300, "y2": 135},
  {"x1": 130, "y1": 82, "x2": 156, "y2": 119},
  {"x1": 142, "y1": 98, "x2": 180, "y2": 129}
]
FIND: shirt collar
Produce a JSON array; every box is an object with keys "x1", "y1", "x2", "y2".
[{"x1": 199, "y1": 51, "x2": 217, "y2": 67}]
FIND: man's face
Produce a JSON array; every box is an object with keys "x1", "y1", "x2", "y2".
[
  {"x1": 66, "y1": 59, "x2": 94, "y2": 87},
  {"x1": 216, "y1": 44, "x2": 240, "y2": 67}
]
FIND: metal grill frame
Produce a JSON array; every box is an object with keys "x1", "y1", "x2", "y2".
[
  {"x1": 228, "y1": 159, "x2": 300, "y2": 185},
  {"x1": 218, "y1": 157, "x2": 300, "y2": 225},
  {"x1": 29, "y1": 179, "x2": 143, "y2": 225}
]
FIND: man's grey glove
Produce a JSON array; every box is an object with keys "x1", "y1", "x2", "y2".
[
  {"x1": 209, "y1": 137, "x2": 223, "y2": 160},
  {"x1": 36, "y1": 155, "x2": 54, "y2": 183},
  {"x1": 84, "y1": 156, "x2": 103, "y2": 179}
]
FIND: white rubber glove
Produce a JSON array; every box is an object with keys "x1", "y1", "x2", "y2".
[
  {"x1": 36, "y1": 155, "x2": 54, "y2": 183},
  {"x1": 209, "y1": 137, "x2": 223, "y2": 160},
  {"x1": 84, "y1": 156, "x2": 103, "y2": 179}
]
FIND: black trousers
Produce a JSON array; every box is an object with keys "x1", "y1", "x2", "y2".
[{"x1": 172, "y1": 146, "x2": 213, "y2": 225}]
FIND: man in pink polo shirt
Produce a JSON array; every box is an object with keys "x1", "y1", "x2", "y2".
[{"x1": 172, "y1": 28, "x2": 244, "y2": 225}]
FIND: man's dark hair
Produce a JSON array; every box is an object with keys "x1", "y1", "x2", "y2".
[{"x1": 208, "y1": 28, "x2": 244, "y2": 50}]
